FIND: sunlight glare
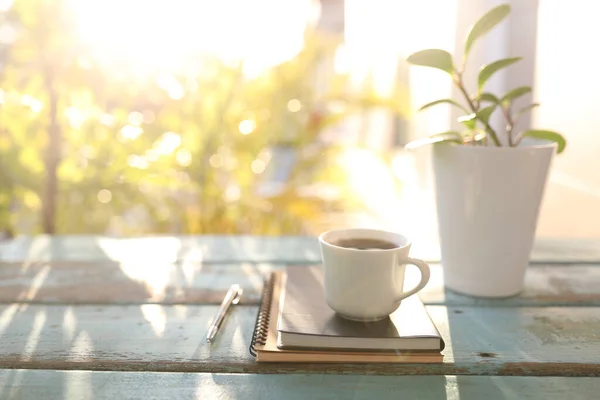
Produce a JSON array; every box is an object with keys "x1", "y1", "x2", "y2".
[
  {"x1": 18, "y1": 265, "x2": 50, "y2": 302},
  {"x1": 69, "y1": 0, "x2": 317, "y2": 77},
  {"x1": 224, "y1": 185, "x2": 241, "y2": 202},
  {"x1": 66, "y1": 370, "x2": 93, "y2": 400},
  {"x1": 156, "y1": 132, "x2": 182, "y2": 155},
  {"x1": 127, "y1": 155, "x2": 150, "y2": 170},
  {"x1": 20, "y1": 95, "x2": 42, "y2": 113},
  {"x1": 0, "y1": 304, "x2": 18, "y2": 338},
  {"x1": 337, "y1": 148, "x2": 402, "y2": 221},
  {"x1": 0, "y1": 0, "x2": 13, "y2": 12},
  {"x1": 128, "y1": 111, "x2": 144, "y2": 126},
  {"x1": 65, "y1": 107, "x2": 87, "y2": 129},
  {"x1": 63, "y1": 306, "x2": 77, "y2": 343},
  {"x1": 119, "y1": 260, "x2": 171, "y2": 299},
  {"x1": 120, "y1": 125, "x2": 143, "y2": 140},
  {"x1": 97, "y1": 236, "x2": 181, "y2": 263},
  {"x1": 69, "y1": 331, "x2": 94, "y2": 361},
  {"x1": 140, "y1": 304, "x2": 167, "y2": 337},
  {"x1": 251, "y1": 159, "x2": 266, "y2": 174},
  {"x1": 180, "y1": 256, "x2": 201, "y2": 286},
  {"x1": 238, "y1": 119, "x2": 256, "y2": 135},
  {"x1": 22, "y1": 310, "x2": 46, "y2": 361},
  {"x1": 156, "y1": 74, "x2": 185, "y2": 100},
  {"x1": 176, "y1": 148, "x2": 192, "y2": 167}
]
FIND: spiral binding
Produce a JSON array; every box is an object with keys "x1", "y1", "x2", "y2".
[{"x1": 249, "y1": 272, "x2": 275, "y2": 357}]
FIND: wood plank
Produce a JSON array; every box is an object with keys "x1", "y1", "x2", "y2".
[
  {"x1": 416, "y1": 264, "x2": 600, "y2": 307},
  {"x1": 2, "y1": 235, "x2": 600, "y2": 264},
  {"x1": 0, "y1": 235, "x2": 321, "y2": 264},
  {"x1": 0, "y1": 261, "x2": 598, "y2": 307},
  {"x1": 0, "y1": 304, "x2": 599, "y2": 376},
  {"x1": 1, "y1": 370, "x2": 599, "y2": 400}
]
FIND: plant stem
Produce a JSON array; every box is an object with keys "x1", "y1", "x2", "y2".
[
  {"x1": 501, "y1": 104, "x2": 514, "y2": 146},
  {"x1": 513, "y1": 131, "x2": 526, "y2": 146},
  {"x1": 454, "y1": 73, "x2": 501, "y2": 147}
]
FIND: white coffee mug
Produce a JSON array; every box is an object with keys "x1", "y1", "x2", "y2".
[{"x1": 319, "y1": 228, "x2": 430, "y2": 321}]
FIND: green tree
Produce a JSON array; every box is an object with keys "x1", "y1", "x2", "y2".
[{"x1": 0, "y1": 0, "x2": 407, "y2": 236}]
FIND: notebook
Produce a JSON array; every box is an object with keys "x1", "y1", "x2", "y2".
[
  {"x1": 248, "y1": 268, "x2": 444, "y2": 363},
  {"x1": 277, "y1": 265, "x2": 445, "y2": 352}
]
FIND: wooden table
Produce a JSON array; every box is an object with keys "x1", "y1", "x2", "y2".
[{"x1": 0, "y1": 235, "x2": 599, "y2": 399}]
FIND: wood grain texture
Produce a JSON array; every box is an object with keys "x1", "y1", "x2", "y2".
[
  {"x1": 0, "y1": 304, "x2": 599, "y2": 376},
  {"x1": 1, "y1": 370, "x2": 599, "y2": 400},
  {"x1": 2, "y1": 235, "x2": 600, "y2": 264},
  {"x1": 0, "y1": 261, "x2": 598, "y2": 307}
]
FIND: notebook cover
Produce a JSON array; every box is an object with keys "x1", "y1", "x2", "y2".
[
  {"x1": 249, "y1": 270, "x2": 444, "y2": 363},
  {"x1": 276, "y1": 265, "x2": 445, "y2": 352}
]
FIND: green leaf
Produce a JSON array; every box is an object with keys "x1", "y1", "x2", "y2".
[
  {"x1": 515, "y1": 103, "x2": 540, "y2": 120},
  {"x1": 404, "y1": 131, "x2": 463, "y2": 150},
  {"x1": 478, "y1": 92, "x2": 500, "y2": 104},
  {"x1": 478, "y1": 57, "x2": 522, "y2": 91},
  {"x1": 457, "y1": 114, "x2": 477, "y2": 130},
  {"x1": 501, "y1": 86, "x2": 532, "y2": 105},
  {"x1": 465, "y1": 4, "x2": 511, "y2": 57},
  {"x1": 476, "y1": 104, "x2": 497, "y2": 124},
  {"x1": 407, "y1": 49, "x2": 454, "y2": 75},
  {"x1": 521, "y1": 130, "x2": 567, "y2": 154},
  {"x1": 418, "y1": 99, "x2": 468, "y2": 113}
]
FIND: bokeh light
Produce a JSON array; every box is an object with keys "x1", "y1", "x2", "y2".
[
  {"x1": 287, "y1": 99, "x2": 302, "y2": 112},
  {"x1": 120, "y1": 125, "x2": 143, "y2": 140},
  {"x1": 238, "y1": 120, "x2": 256, "y2": 135},
  {"x1": 176, "y1": 149, "x2": 192, "y2": 167},
  {"x1": 97, "y1": 189, "x2": 112, "y2": 203},
  {"x1": 209, "y1": 154, "x2": 224, "y2": 168},
  {"x1": 251, "y1": 159, "x2": 266, "y2": 174}
]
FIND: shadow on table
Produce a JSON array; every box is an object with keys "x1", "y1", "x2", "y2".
[
  {"x1": 0, "y1": 237, "x2": 269, "y2": 399},
  {"x1": 0, "y1": 238, "x2": 152, "y2": 399}
]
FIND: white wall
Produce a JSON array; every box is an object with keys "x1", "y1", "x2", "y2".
[{"x1": 533, "y1": 0, "x2": 600, "y2": 237}]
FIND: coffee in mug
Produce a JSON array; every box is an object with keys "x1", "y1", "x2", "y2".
[{"x1": 331, "y1": 238, "x2": 397, "y2": 250}]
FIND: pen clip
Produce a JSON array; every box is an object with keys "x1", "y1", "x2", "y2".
[{"x1": 232, "y1": 287, "x2": 243, "y2": 305}]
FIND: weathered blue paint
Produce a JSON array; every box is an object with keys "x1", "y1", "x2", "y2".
[
  {"x1": 2, "y1": 236, "x2": 600, "y2": 264},
  {"x1": 0, "y1": 262, "x2": 598, "y2": 307},
  {"x1": 0, "y1": 304, "x2": 598, "y2": 376},
  {"x1": 0, "y1": 235, "x2": 322, "y2": 264},
  {"x1": 0, "y1": 370, "x2": 598, "y2": 400}
]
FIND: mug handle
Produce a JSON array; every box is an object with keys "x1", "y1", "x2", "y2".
[{"x1": 395, "y1": 258, "x2": 431, "y2": 303}]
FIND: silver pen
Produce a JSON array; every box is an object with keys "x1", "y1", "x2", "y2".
[{"x1": 206, "y1": 284, "x2": 242, "y2": 343}]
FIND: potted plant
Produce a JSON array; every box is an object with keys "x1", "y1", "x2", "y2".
[{"x1": 405, "y1": 3, "x2": 566, "y2": 297}]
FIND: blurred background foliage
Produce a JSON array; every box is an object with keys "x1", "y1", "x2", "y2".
[{"x1": 0, "y1": 0, "x2": 408, "y2": 237}]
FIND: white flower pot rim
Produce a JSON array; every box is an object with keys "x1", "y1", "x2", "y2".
[{"x1": 439, "y1": 139, "x2": 557, "y2": 152}]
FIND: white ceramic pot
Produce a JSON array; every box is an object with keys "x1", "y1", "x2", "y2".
[{"x1": 432, "y1": 139, "x2": 556, "y2": 297}]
